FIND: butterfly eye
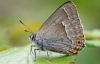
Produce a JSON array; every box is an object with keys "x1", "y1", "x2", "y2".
[
  {"x1": 76, "y1": 40, "x2": 82, "y2": 46},
  {"x1": 29, "y1": 34, "x2": 36, "y2": 41}
]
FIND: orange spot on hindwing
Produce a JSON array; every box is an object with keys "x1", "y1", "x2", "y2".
[
  {"x1": 76, "y1": 40, "x2": 82, "y2": 46},
  {"x1": 73, "y1": 50, "x2": 78, "y2": 54}
]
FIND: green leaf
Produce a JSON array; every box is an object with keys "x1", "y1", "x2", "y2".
[
  {"x1": 0, "y1": 45, "x2": 75, "y2": 64},
  {"x1": 85, "y1": 29, "x2": 100, "y2": 40},
  {"x1": 85, "y1": 29, "x2": 100, "y2": 47},
  {"x1": 86, "y1": 40, "x2": 100, "y2": 47}
]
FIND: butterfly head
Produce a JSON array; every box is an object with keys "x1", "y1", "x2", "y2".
[{"x1": 29, "y1": 34, "x2": 36, "y2": 42}]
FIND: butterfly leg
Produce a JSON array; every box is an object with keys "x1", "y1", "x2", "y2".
[
  {"x1": 34, "y1": 48, "x2": 39, "y2": 61},
  {"x1": 47, "y1": 51, "x2": 49, "y2": 58},
  {"x1": 47, "y1": 51, "x2": 53, "y2": 61},
  {"x1": 30, "y1": 44, "x2": 36, "y2": 55}
]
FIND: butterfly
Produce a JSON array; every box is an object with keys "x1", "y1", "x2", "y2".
[{"x1": 20, "y1": 1, "x2": 85, "y2": 61}]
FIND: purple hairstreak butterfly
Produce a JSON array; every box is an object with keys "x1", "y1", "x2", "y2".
[{"x1": 20, "y1": 1, "x2": 85, "y2": 60}]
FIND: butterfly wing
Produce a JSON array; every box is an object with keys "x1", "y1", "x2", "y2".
[{"x1": 35, "y1": 1, "x2": 85, "y2": 54}]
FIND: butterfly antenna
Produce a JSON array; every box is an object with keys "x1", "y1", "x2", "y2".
[{"x1": 19, "y1": 19, "x2": 34, "y2": 34}]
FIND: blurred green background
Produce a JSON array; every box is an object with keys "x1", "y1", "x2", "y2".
[{"x1": 0, "y1": 0, "x2": 100, "y2": 64}]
